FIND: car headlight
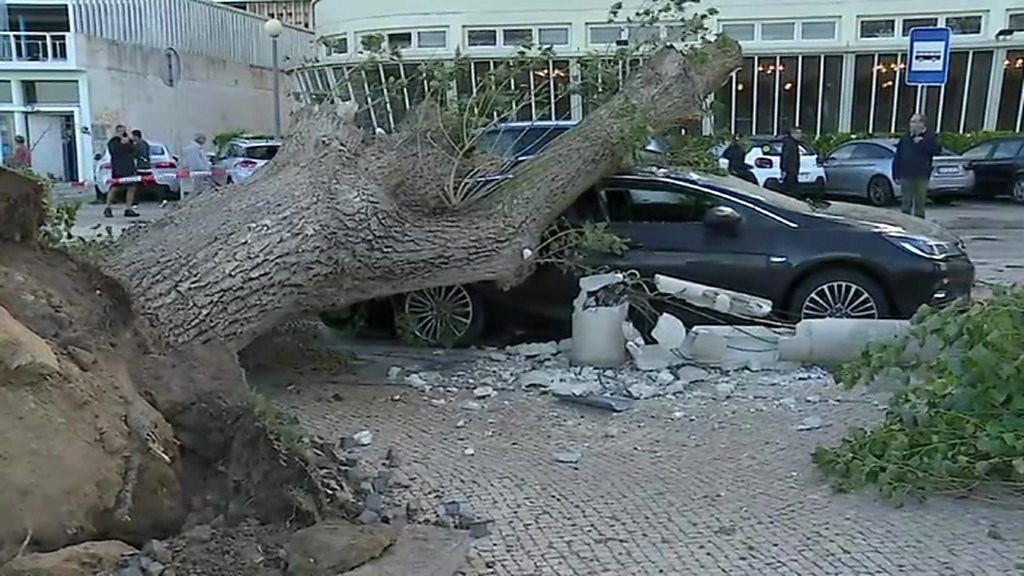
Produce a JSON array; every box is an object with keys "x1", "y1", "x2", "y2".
[{"x1": 884, "y1": 234, "x2": 952, "y2": 260}]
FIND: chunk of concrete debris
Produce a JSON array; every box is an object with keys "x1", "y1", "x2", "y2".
[
  {"x1": 549, "y1": 378, "x2": 601, "y2": 398},
  {"x1": 552, "y1": 450, "x2": 582, "y2": 464},
  {"x1": 404, "y1": 373, "x2": 429, "y2": 390},
  {"x1": 677, "y1": 365, "x2": 711, "y2": 384},
  {"x1": 507, "y1": 341, "x2": 559, "y2": 358},
  {"x1": 462, "y1": 401, "x2": 483, "y2": 411},
  {"x1": 429, "y1": 398, "x2": 447, "y2": 407},
  {"x1": 387, "y1": 366, "x2": 403, "y2": 380},
  {"x1": 517, "y1": 370, "x2": 553, "y2": 388},
  {"x1": 651, "y1": 313, "x2": 687, "y2": 350},
  {"x1": 571, "y1": 303, "x2": 629, "y2": 368},
  {"x1": 579, "y1": 272, "x2": 625, "y2": 293},
  {"x1": 655, "y1": 370, "x2": 676, "y2": 386},
  {"x1": 487, "y1": 351, "x2": 508, "y2": 362},
  {"x1": 626, "y1": 342, "x2": 682, "y2": 371},
  {"x1": 557, "y1": 394, "x2": 635, "y2": 412},
  {"x1": 463, "y1": 447, "x2": 476, "y2": 456},
  {"x1": 473, "y1": 385, "x2": 496, "y2": 399},
  {"x1": 627, "y1": 382, "x2": 659, "y2": 400},
  {"x1": 142, "y1": 539, "x2": 173, "y2": 565},
  {"x1": 353, "y1": 430, "x2": 373, "y2": 446},
  {"x1": 455, "y1": 419, "x2": 466, "y2": 429},
  {"x1": 797, "y1": 416, "x2": 824, "y2": 431},
  {"x1": 714, "y1": 383, "x2": 735, "y2": 400},
  {"x1": 558, "y1": 338, "x2": 573, "y2": 353}
]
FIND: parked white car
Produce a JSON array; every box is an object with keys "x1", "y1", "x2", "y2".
[
  {"x1": 716, "y1": 137, "x2": 827, "y2": 193},
  {"x1": 93, "y1": 141, "x2": 180, "y2": 201},
  {"x1": 213, "y1": 138, "x2": 281, "y2": 185}
]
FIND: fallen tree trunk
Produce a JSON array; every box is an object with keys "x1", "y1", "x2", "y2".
[{"x1": 103, "y1": 40, "x2": 742, "y2": 352}]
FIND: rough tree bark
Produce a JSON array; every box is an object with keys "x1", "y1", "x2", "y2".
[{"x1": 102, "y1": 40, "x2": 742, "y2": 352}]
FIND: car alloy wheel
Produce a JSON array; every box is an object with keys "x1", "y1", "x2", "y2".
[
  {"x1": 1013, "y1": 177, "x2": 1024, "y2": 204},
  {"x1": 800, "y1": 281, "x2": 880, "y2": 320},
  {"x1": 867, "y1": 176, "x2": 894, "y2": 206},
  {"x1": 401, "y1": 285, "x2": 477, "y2": 346}
]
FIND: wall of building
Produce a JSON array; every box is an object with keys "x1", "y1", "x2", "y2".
[{"x1": 78, "y1": 34, "x2": 283, "y2": 161}]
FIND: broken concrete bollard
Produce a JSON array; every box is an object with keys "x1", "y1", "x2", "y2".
[
  {"x1": 686, "y1": 325, "x2": 793, "y2": 370},
  {"x1": 777, "y1": 319, "x2": 914, "y2": 364},
  {"x1": 654, "y1": 274, "x2": 774, "y2": 318},
  {"x1": 569, "y1": 274, "x2": 630, "y2": 368}
]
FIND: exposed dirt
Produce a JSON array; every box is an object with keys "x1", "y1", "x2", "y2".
[{"x1": 0, "y1": 242, "x2": 360, "y2": 573}]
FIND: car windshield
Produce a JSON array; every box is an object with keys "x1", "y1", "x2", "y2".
[
  {"x1": 682, "y1": 171, "x2": 830, "y2": 212},
  {"x1": 149, "y1": 144, "x2": 166, "y2": 156},
  {"x1": 243, "y1": 144, "x2": 280, "y2": 161},
  {"x1": 475, "y1": 126, "x2": 567, "y2": 159}
]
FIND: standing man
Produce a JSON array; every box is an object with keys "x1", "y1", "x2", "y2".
[
  {"x1": 12, "y1": 135, "x2": 31, "y2": 169},
  {"x1": 180, "y1": 133, "x2": 211, "y2": 200},
  {"x1": 780, "y1": 126, "x2": 802, "y2": 197},
  {"x1": 131, "y1": 129, "x2": 151, "y2": 171},
  {"x1": 724, "y1": 134, "x2": 757, "y2": 185},
  {"x1": 893, "y1": 113, "x2": 940, "y2": 218},
  {"x1": 105, "y1": 124, "x2": 140, "y2": 218}
]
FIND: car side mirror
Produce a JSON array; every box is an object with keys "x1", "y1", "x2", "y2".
[{"x1": 703, "y1": 205, "x2": 742, "y2": 235}]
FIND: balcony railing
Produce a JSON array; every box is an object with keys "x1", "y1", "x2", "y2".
[{"x1": 0, "y1": 32, "x2": 70, "y2": 63}]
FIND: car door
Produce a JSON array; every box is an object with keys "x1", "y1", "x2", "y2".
[
  {"x1": 961, "y1": 141, "x2": 997, "y2": 193},
  {"x1": 846, "y1": 143, "x2": 894, "y2": 198},
  {"x1": 820, "y1": 143, "x2": 857, "y2": 195},
  {"x1": 985, "y1": 139, "x2": 1024, "y2": 194},
  {"x1": 584, "y1": 176, "x2": 777, "y2": 298}
]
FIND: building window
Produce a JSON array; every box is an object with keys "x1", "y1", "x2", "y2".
[
  {"x1": 715, "y1": 54, "x2": 842, "y2": 136},
  {"x1": 628, "y1": 24, "x2": 661, "y2": 43},
  {"x1": 721, "y1": 23, "x2": 755, "y2": 42},
  {"x1": 417, "y1": 30, "x2": 447, "y2": 48},
  {"x1": 325, "y1": 36, "x2": 348, "y2": 55},
  {"x1": 502, "y1": 28, "x2": 533, "y2": 46},
  {"x1": 800, "y1": 21, "x2": 837, "y2": 40},
  {"x1": 1009, "y1": 13, "x2": 1024, "y2": 30},
  {"x1": 467, "y1": 29, "x2": 498, "y2": 47},
  {"x1": 589, "y1": 25, "x2": 623, "y2": 44},
  {"x1": 761, "y1": 22, "x2": 796, "y2": 41},
  {"x1": 0, "y1": 81, "x2": 11, "y2": 103},
  {"x1": 946, "y1": 15, "x2": 982, "y2": 35},
  {"x1": 386, "y1": 32, "x2": 412, "y2": 50},
  {"x1": 665, "y1": 25, "x2": 692, "y2": 42},
  {"x1": 538, "y1": 27, "x2": 569, "y2": 46},
  {"x1": 997, "y1": 51, "x2": 1024, "y2": 131},
  {"x1": 901, "y1": 18, "x2": 938, "y2": 37},
  {"x1": 23, "y1": 80, "x2": 78, "y2": 104},
  {"x1": 851, "y1": 49, "x2": 996, "y2": 133},
  {"x1": 860, "y1": 19, "x2": 895, "y2": 39}
]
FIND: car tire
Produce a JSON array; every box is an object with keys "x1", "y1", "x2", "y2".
[
  {"x1": 395, "y1": 285, "x2": 486, "y2": 348},
  {"x1": 814, "y1": 177, "x2": 826, "y2": 193},
  {"x1": 931, "y1": 196, "x2": 954, "y2": 205},
  {"x1": 789, "y1": 268, "x2": 891, "y2": 321},
  {"x1": 866, "y1": 176, "x2": 895, "y2": 206},
  {"x1": 1012, "y1": 175, "x2": 1024, "y2": 204},
  {"x1": 764, "y1": 178, "x2": 780, "y2": 191}
]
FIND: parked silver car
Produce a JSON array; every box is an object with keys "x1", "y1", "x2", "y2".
[
  {"x1": 822, "y1": 138, "x2": 974, "y2": 206},
  {"x1": 213, "y1": 137, "x2": 281, "y2": 185}
]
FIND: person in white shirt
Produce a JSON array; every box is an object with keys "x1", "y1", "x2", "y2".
[{"x1": 180, "y1": 133, "x2": 211, "y2": 200}]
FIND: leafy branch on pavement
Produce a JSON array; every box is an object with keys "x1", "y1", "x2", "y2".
[
  {"x1": 40, "y1": 197, "x2": 116, "y2": 265},
  {"x1": 814, "y1": 288, "x2": 1024, "y2": 502}
]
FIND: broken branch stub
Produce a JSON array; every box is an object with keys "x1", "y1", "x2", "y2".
[{"x1": 101, "y1": 40, "x2": 742, "y2": 352}]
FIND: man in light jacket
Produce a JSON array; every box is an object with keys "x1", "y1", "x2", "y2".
[{"x1": 180, "y1": 133, "x2": 211, "y2": 200}]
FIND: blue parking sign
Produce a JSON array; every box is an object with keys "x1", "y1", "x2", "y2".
[{"x1": 906, "y1": 27, "x2": 952, "y2": 86}]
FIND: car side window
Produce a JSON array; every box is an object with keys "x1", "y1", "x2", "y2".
[
  {"x1": 602, "y1": 185, "x2": 719, "y2": 224},
  {"x1": 850, "y1": 144, "x2": 892, "y2": 160},
  {"x1": 827, "y1": 145, "x2": 855, "y2": 161},
  {"x1": 961, "y1": 142, "x2": 994, "y2": 160},
  {"x1": 992, "y1": 140, "x2": 1024, "y2": 160}
]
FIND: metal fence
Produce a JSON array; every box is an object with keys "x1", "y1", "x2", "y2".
[{"x1": 69, "y1": 0, "x2": 313, "y2": 68}]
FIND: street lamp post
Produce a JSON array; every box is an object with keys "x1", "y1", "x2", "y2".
[{"x1": 264, "y1": 18, "x2": 284, "y2": 139}]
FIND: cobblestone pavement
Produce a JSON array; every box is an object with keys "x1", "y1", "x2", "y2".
[{"x1": 264, "y1": 370, "x2": 1024, "y2": 576}]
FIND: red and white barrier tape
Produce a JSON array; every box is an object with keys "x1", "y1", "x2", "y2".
[{"x1": 105, "y1": 167, "x2": 226, "y2": 186}]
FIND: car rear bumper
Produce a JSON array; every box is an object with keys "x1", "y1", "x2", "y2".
[{"x1": 888, "y1": 255, "x2": 974, "y2": 316}]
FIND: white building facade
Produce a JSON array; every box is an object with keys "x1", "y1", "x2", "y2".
[
  {"x1": 1, "y1": 0, "x2": 312, "y2": 183},
  {"x1": 297, "y1": 0, "x2": 1024, "y2": 136}
]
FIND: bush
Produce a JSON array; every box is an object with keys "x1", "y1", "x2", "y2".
[
  {"x1": 814, "y1": 288, "x2": 1024, "y2": 501},
  {"x1": 806, "y1": 130, "x2": 1019, "y2": 156}
]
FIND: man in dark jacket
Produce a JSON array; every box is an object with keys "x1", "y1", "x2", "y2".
[
  {"x1": 104, "y1": 124, "x2": 140, "y2": 218},
  {"x1": 723, "y1": 135, "x2": 757, "y2": 185},
  {"x1": 131, "y1": 129, "x2": 151, "y2": 171},
  {"x1": 893, "y1": 113, "x2": 940, "y2": 218},
  {"x1": 780, "y1": 126, "x2": 802, "y2": 196}
]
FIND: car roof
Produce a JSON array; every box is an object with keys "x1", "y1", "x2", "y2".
[
  {"x1": 484, "y1": 120, "x2": 577, "y2": 130},
  {"x1": 967, "y1": 136, "x2": 1024, "y2": 147},
  {"x1": 231, "y1": 138, "x2": 282, "y2": 146}
]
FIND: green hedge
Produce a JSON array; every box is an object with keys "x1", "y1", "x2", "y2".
[{"x1": 807, "y1": 131, "x2": 1020, "y2": 156}]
